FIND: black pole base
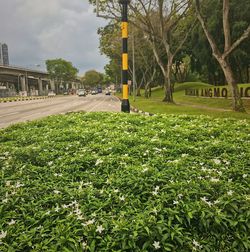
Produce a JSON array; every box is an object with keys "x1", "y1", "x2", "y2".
[{"x1": 121, "y1": 99, "x2": 130, "y2": 113}]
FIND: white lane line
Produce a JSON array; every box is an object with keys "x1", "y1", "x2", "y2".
[
  {"x1": 87, "y1": 97, "x2": 107, "y2": 112},
  {"x1": 0, "y1": 112, "x2": 19, "y2": 118}
]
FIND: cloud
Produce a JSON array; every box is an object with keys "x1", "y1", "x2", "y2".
[{"x1": 0, "y1": 0, "x2": 109, "y2": 74}]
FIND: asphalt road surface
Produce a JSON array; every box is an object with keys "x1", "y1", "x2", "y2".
[{"x1": 0, "y1": 94, "x2": 121, "y2": 128}]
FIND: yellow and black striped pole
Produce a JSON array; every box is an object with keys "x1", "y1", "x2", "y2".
[{"x1": 120, "y1": 0, "x2": 130, "y2": 113}]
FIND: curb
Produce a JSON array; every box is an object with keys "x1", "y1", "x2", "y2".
[
  {"x1": 130, "y1": 106, "x2": 155, "y2": 116},
  {"x1": 114, "y1": 95, "x2": 154, "y2": 116},
  {"x1": 0, "y1": 96, "x2": 56, "y2": 103}
]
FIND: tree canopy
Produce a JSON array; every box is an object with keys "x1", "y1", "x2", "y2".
[{"x1": 46, "y1": 58, "x2": 78, "y2": 82}]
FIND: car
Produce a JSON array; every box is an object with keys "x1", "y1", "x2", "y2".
[
  {"x1": 78, "y1": 90, "x2": 86, "y2": 96},
  {"x1": 105, "y1": 90, "x2": 111, "y2": 95},
  {"x1": 48, "y1": 91, "x2": 56, "y2": 97},
  {"x1": 91, "y1": 90, "x2": 97, "y2": 95}
]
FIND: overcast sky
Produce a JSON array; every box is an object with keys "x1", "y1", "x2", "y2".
[{"x1": 0, "y1": 0, "x2": 109, "y2": 75}]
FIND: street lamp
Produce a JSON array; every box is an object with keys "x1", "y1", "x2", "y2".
[{"x1": 119, "y1": 0, "x2": 130, "y2": 113}]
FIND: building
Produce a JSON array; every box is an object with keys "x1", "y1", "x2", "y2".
[{"x1": 0, "y1": 43, "x2": 9, "y2": 66}]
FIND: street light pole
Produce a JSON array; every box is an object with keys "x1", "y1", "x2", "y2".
[{"x1": 120, "y1": 0, "x2": 130, "y2": 113}]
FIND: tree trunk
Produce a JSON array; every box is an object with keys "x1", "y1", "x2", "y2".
[
  {"x1": 219, "y1": 58, "x2": 245, "y2": 112},
  {"x1": 163, "y1": 57, "x2": 174, "y2": 103}
]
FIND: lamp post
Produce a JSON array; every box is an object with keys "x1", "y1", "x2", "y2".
[{"x1": 119, "y1": 0, "x2": 130, "y2": 113}]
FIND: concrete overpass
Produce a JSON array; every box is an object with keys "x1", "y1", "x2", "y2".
[{"x1": 0, "y1": 65, "x2": 82, "y2": 97}]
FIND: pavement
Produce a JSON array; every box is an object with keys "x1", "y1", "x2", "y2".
[{"x1": 0, "y1": 94, "x2": 121, "y2": 128}]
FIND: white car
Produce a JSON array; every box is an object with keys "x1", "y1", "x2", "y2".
[{"x1": 48, "y1": 91, "x2": 56, "y2": 97}]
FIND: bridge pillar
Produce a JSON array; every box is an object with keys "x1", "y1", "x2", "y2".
[
  {"x1": 50, "y1": 80, "x2": 55, "y2": 91},
  {"x1": 38, "y1": 78, "x2": 43, "y2": 96},
  {"x1": 20, "y1": 76, "x2": 26, "y2": 91}
]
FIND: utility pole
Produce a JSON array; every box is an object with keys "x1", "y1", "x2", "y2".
[
  {"x1": 120, "y1": 0, "x2": 130, "y2": 113},
  {"x1": 132, "y1": 29, "x2": 136, "y2": 102}
]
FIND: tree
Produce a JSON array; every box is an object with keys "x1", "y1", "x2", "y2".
[
  {"x1": 83, "y1": 70, "x2": 104, "y2": 87},
  {"x1": 90, "y1": 0, "x2": 194, "y2": 103},
  {"x1": 194, "y1": 0, "x2": 250, "y2": 111},
  {"x1": 46, "y1": 58, "x2": 78, "y2": 93}
]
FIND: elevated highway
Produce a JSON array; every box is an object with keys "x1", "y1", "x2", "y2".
[{"x1": 0, "y1": 65, "x2": 82, "y2": 97}]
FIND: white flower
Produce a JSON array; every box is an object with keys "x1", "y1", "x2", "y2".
[
  {"x1": 217, "y1": 171, "x2": 222, "y2": 176},
  {"x1": 214, "y1": 200, "x2": 220, "y2": 204},
  {"x1": 54, "y1": 173, "x2": 62, "y2": 177},
  {"x1": 95, "y1": 159, "x2": 103, "y2": 166},
  {"x1": 193, "y1": 240, "x2": 200, "y2": 247},
  {"x1": 5, "y1": 181, "x2": 11, "y2": 187},
  {"x1": 11, "y1": 191, "x2": 17, "y2": 195},
  {"x1": 48, "y1": 161, "x2": 53, "y2": 166},
  {"x1": 142, "y1": 167, "x2": 149, "y2": 173},
  {"x1": 155, "y1": 186, "x2": 160, "y2": 191},
  {"x1": 15, "y1": 182, "x2": 24, "y2": 188},
  {"x1": 53, "y1": 190, "x2": 60, "y2": 194},
  {"x1": 201, "y1": 196, "x2": 208, "y2": 202},
  {"x1": 0, "y1": 230, "x2": 7, "y2": 239},
  {"x1": 83, "y1": 219, "x2": 95, "y2": 226},
  {"x1": 177, "y1": 194, "x2": 183, "y2": 199},
  {"x1": 77, "y1": 215, "x2": 84, "y2": 220},
  {"x1": 114, "y1": 189, "x2": 119, "y2": 193},
  {"x1": 173, "y1": 200, "x2": 179, "y2": 205},
  {"x1": 243, "y1": 174, "x2": 248, "y2": 178},
  {"x1": 8, "y1": 219, "x2": 16, "y2": 225},
  {"x1": 96, "y1": 225, "x2": 104, "y2": 234},
  {"x1": 192, "y1": 239, "x2": 203, "y2": 249},
  {"x1": 152, "y1": 190, "x2": 158, "y2": 196},
  {"x1": 227, "y1": 190, "x2": 233, "y2": 196},
  {"x1": 210, "y1": 177, "x2": 220, "y2": 183},
  {"x1": 153, "y1": 241, "x2": 161, "y2": 249},
  {"x1": 55, "y1": 206, "x2": 60, "y2": 212},
  {"x1": 213, "y1": 159, "x2": 221, "y2": 165},
  {"x1": 181, "y1": 153, "x2": 188, "y2": 158},
  {"x1": 119, "y1": 196, "x2": 125, "y2": 201},
  {"x1": 82, "y1": 241, "x2": 87, "y2": 249}
]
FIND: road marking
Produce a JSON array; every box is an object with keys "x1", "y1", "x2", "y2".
[
  {"x1": 0, "y1": 112, "x2": 19, "y2": 118},
  {"x1": 87, "y1": 97, "x2": 107, "y2": 112}
]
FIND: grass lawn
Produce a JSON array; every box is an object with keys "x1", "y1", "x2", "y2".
[{"x1": 123, "y1": 82, "x2": 250, "y2": 120}]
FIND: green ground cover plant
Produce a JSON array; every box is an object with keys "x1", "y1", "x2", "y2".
[{"x1": 0, "y1": 112, "x2": 249, "y2": 251}]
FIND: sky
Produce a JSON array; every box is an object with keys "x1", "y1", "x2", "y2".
[{"x1": 0, "y1": 0, "x2": 109, "y2": 75}]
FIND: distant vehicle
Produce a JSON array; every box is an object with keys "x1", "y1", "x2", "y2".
[
  {"x1": 97, "y1": 87, "x2": 102, "y2": 93},
  {"x1": 78, "y1": 90, "x2": 86, "y2": 97},
  {"x1": 48, "y1": 91, "x2": 56, "y2": 97},
  {"x1": 91, "y1": 90, "x2": 97, "y2": 95},
  {"x1": 105, "y1": 90, "x2": 111, "y2": 95}
]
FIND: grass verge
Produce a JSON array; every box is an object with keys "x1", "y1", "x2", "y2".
[{"x1": 124, "y1": 82, "x2": 250, "y2": 120}]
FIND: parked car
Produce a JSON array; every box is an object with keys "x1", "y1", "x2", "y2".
[
  {"x1": 48, "y1": 91, "x2": 56, "y2": 97},
  {"x1": 91, "y1": 90, "x2": 97, "y2": 95},
  {"x1": 105, "y1": 90, "x2": 111, "y2": 95},
  {"x1": 78, "y1": 90, "x2": 86, "y2": 96}
]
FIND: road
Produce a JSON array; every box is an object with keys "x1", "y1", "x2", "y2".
[{"x1": 0, "y1": 94, "x2": 121, "y2": 128}]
